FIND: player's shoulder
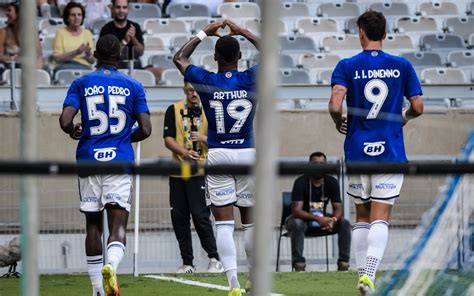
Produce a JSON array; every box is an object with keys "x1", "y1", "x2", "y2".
[{"x1": 381, "y1": 51, "x2": 410, "y2": 65}]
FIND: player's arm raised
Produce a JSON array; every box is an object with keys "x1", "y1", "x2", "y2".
[
  {"x1": 173, "y1": 21, "x2": 225, "y2": 75},
  {"x1": 328, "y1": 84, "x2": 348, "y2": 135},
  {"x1": 224, "y1": 19, "x2": 259, "y2": 50},
  {"x1": 402, "y1": 95, "x2": 423, "y2": 126},
  {"x1": 59, "y1": 106, "x2": 81, "y2": 140},
  {"x1": 131, "y1": 112, "x2": 152, "y2": 142}
]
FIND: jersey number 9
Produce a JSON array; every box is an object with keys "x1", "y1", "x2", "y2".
[{"x1": 364, "y1": 79, "x2": 388, "y2": 119}]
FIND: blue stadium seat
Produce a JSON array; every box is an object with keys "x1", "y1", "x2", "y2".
[{"x1": 166, "y1": 3, "x2": 211, "y2": 18}]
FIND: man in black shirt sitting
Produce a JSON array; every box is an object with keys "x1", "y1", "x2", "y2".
[
  {"x1": 99, "y1": 0, "x2": 145, "y2": 69},
  {"x1": 285, "y1": 151, "x2": 351, "y2": 272}
]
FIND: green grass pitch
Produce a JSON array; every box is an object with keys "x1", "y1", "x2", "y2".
[{"x1": 0, "y1": 272, "x2": 359, "y2": 295}]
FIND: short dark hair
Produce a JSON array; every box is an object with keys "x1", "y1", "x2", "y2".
[
  {"x1": 7, "y1": 2, "x2": 19, "y2": 14},
  {"x1": 215, "y1": 36, "x2": 240, "y2": 64},
  {"x1": 95, "y1": 34, "x2": 121, "y2": 66},
  {"x1": 356, "y1": 10, "x2": 386, "y2": 42},
  {"x1": 309, "y1": 151, "x2": 327, "y2": 162},
  {"x1": 63, "y1": 2, "x2": 85, "y2": 26},
  {"x1": 111, "y1": 0, "x2": 129, "y2": 7}
]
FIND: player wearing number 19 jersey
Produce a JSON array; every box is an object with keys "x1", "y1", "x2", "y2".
[
  {"x1": 174, "y1": 19, "x2": 259, "y2": 295},
  {"x1": 329, "y1": 11, "x2": 423, "y2": 295},
  {"x1": 60, "y1": 35, "x2": 151, "y2": 296}
]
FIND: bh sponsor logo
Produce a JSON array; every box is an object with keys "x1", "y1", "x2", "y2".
[
  {"x1": 94, "y1": 147, "x2": 117, "y2": 162},
  {"x1": 363, "y1": 141, "x2": 385, "y2": 156},
  {"x1": 81, "y1": 196, "x2": 98, "y2": 203}
]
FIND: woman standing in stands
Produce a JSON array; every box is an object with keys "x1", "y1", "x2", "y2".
[
  {"x1": 53, "y1": 2, "x2": 95, "y2": 71},
  {"x1": 0, "y1": 2, "x2": 44, "y2": 74}
]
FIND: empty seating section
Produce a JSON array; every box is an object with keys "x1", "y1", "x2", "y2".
[
  {"x1": 2, "y1": 69, "x2": 51, "y2": 87},
  {"x1": 244, "y1": 18, "x2": 287, "y2": 36},
  {"x1": 280, "y1": 2, "x2": 311, "y2": 19},
  {"x1": 128, "y1": 3, "x2": 161, "y2": 19},
  {"x1": 296, "y1": 18, "x2": 339, "y2": 35},
  {"x1": 55, "y1": 70, "x2": 92, "y2": 86},
  {"x1": 383, "y1": 34, "x2": 416, "y2": 54},
  {"x1": 417, "y1": 1, "x2": 459, "y2": 17}
]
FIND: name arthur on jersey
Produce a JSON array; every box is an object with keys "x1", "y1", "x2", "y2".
[
  {"x1": 213, "y1": 90, "x2": 248, "y2": 100},
  {"x1": 353, "y1": 69, "x2": 400, "y2": 80},
  {"x1": 84, "y1": 85, "x2": 131, "y2": 97}
]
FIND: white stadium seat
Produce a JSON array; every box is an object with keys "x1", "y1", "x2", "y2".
[
  {"x1": 299, "y1": 53, "x2": 340, "y2": 70},
  {"x1": 217, "y1": 2, "x2": 260, "y2": 19},
  {"x1": 421, "y1": 67, "x2": 467, "y2": 84},
  {"x1": 444, "y1": 16, "x2": 474, "y2": 42},
  {"x1": 395, "y1": 17, "x2": 439, "y2": 34},
  {"x1": 160, "y1": 69, "x2": 184, "y2": 86},
  {"x1": 243, "y1": 18, "x2": 287, "y2": 36},
  {"x1": 296, "y1": 18, "x2": 339, "y2": 35},
  {"x1": 416, "y1": 1, "x2": 459, "y2": 17},
  {"x1": 383, "y1": 34, "x2": 416, "y2": 54},
  {"x1": 166, "y1": 3, "x2": 211, "y2": 18},
  {"x1": 279, "y1": 69, "x2": 312, "y2": 85},
  {"x1": 54, "y1": 69, "x2": 92, "y2": 86},
  {"x1": 317, "y1": 3, "x2": 360, "y2": 19},
  {"x1": 320, "y1": 34, "x2": 360, "y2": 53},
  {"x1": 2, "y1": 69, "x2": 51, "y2": 87},
  {"x1": 280, "y1": 2, "x2": 311, "y2": 19},
  {"x1": 144, "y1": 18, "x2": 188, "y2": 35},
  {"x1": 128, "y1": 3, "x2": 161, "y2": 19}
]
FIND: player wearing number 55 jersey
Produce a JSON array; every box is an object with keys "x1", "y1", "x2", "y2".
[
  {"x1": 60, "y1": 34, "x2": 151, "y2": 296},
  {"x1": 174, "y1": 19, "x2": 258, "y2": 296},
  {"x1": 329, "y1": 11, "x2": 423, "y2": 295}
]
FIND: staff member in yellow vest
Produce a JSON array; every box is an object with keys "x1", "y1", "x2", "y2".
[{"x1": 163, "y1": 80, "x2": 223, "y2": 274}]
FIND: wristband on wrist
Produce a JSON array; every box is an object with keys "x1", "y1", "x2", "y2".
[
  {"x1": 121, "y1": 39, "x2": 128, "y2": 46},
  {"x1": 196, "y1": 30, "x2": 207, "y2": 41}
]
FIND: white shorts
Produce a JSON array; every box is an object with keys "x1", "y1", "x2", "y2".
[
  {"x1": 79, "y1": 174, "x2": 133, "y2": 212},
  {"x1": 206, "y1": 148, "x2": 255, "y2": 207},
  {"x1": 347, "y1": 174, "x2": 404, "y2": 205}
]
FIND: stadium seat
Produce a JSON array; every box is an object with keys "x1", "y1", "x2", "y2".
[
  {"x1": 38, "y1": 18, "x2": 64, "y2": 36},
  {"x1": 148, "y1": 54, "x2": 176, "y2": 69},
  {"x1": 235, "y1": 35, "x2": 258, "y2": 58},
  {"x1": 421, "y1": 68, "x2": 468, "y2": 84},
  {"x1": 280, "y1": 2, "x2": 311, "y2": 19},
  {"x1": 243, "y1": 18, "x2": 288, "y2": 36},
  {"x1": 166, "y1": 3, "x2": 211, "y2": 18},
  {"x1": 90, "y1": 19, "x2": 108, "y2": 35},
  {"x1": 2, "y1": 69, "x2": 51, "y2": 87},
  {"x1": 344, "y1": 17, "x2": 358, "y2": 34},
  {"x1": 320, "y1": 34, "x2": 360, "y2": 53},
  {"x1": 317, "y1": 68, "x2": 333, "y2": 85},
  {"x1": 447, "y1": 50, "x2": 474, "y2": 80},
  {"x1": 54, "y1": 69, "x2": 92, "y2": 86},
  {"x1": 317, "y1": 3, "x2": 360, "y2": 19},
  {"x1": 129, "y1": 70, "x2": 156, "y2": 86},
  {"x1": 444, "y1": 17, "x2": 474, "y2": 42},
  {"x1": 144, "y1": 36, "x2": 168, "y2": 53},
  {"x1": 416, "y1": 1, "x2": 459, "y2": 17},
  {"x1": 468, "y1": 2, "x2": 474, "y2": 16},
  {"x1": 368, "y1": 2, "x2": 412, "y2": 18},
  {"x1": 420, "y1": 34, "x2": 465, "y2": 54},
  {"x1": 144, "y1": 19, "x2": 188, "y2": 36},
  {"x1": 39, "y1": 35, "x2": 55, "y2": 59},
  {"x1": 279, "y1": 36, "x2": 318, "y2": 55},
  {"x1": 160, "y1": 68, "x2": 184, "y2": 86},
  {"x1": 296, "y1": 18, "x2": 339, "y2": 35},
  {"x1": 395, "y1": 17, "x2": 439, "y2": 34},
  {"x1": 401, "y1": 52, "x2": 444, "y2": 68},
  {"x1": 299, "y1": 53, "x2": 340, "y2": 70},
  {"x1": 470, "y1": 34, "x2": 474, "y2": 48},
  {"x1": 383, "y1": 34, "x2": 416, "y2": 54},
  {"x1": 128, "y1": 3, "x2": 161, "y2": 19},
  {"x1": 275, "y1": 192, "x2": 336, "y2": 272},
  {"x1": 217, "y1": 2, "x2": 260, "y2": 19},
  {"x1": 279, "y1": 69, "x2": 312, "y2": 84}
]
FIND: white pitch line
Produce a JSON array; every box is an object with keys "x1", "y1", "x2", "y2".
[{"x1": 144, "y1": 274, "x2": 284, "y2": 296}]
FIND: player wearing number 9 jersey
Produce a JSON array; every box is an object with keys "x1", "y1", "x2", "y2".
[
  {"x1": 329, "y1": 11, "x2": 423, "y2": 295},
  {"x1": 174, "y1": 19, "x2": 258, "y2": 295},
  {"x1": 60, "y1": 34, "x2": 151, "y2": 296}
]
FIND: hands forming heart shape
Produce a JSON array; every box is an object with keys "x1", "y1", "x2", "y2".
[{"x1": 202, "y1": 19, "x2": 244, "y2": 38}]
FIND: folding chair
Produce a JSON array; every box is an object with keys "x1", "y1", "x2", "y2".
[{"x1": 275, "y1": 192, "x2": 335, "y2": 272}]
